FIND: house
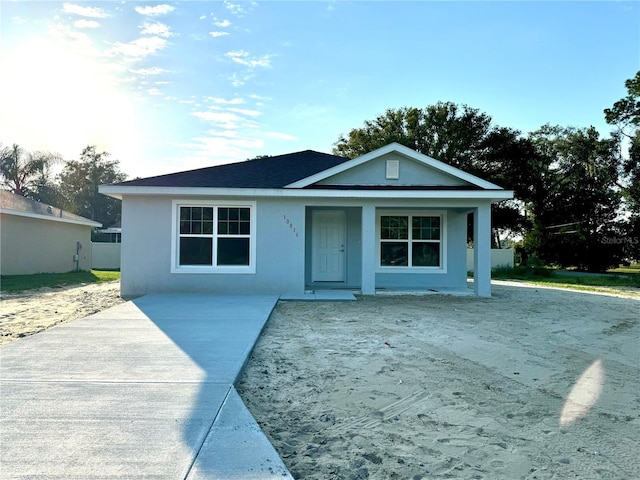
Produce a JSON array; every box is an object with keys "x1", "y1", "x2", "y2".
[
  {"x1": 0, "y1": 190, "x2": 101, "y2": 275},
  {"x1": 99, "y1": 143, "x2": 513, "y2": 298}
]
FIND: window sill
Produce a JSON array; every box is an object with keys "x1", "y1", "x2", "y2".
[
  {"x1": 376, "y1": 266, "x2": 447, "y2": 274},
  {"x1": 171, "y1": 266, "x2": 256, "y2": 274}
]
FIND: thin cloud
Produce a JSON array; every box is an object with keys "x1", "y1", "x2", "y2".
[
  {"x1": 106, "y1": 36, "x2": 167, "y2": 60},
  {"x1": 214, "y1": 19, "x2": 231, "y2": 27},
  {"x1": 140, "y1": 21, "x2": 174, "y2": 38},
  {"x1": 135, "y1": 5, "x2": 175, "y2": 16},
  {"x1": 225, "y1": 50, "x2": 271, "y2": 68},
  {"x1": 62, "y1": 3, "x2": 109, "y2": 18},
  {"x1": 192, "y1": 111, "x2": 245, "y2": 129},
  {"x1": 74, "y1": 19, "x2": 100, "y2": 29},
  {"x1": 224, "y1": 1, "x2": 257, "y2": 17},
  {"x1": 130, "y1": 67, "x2": 169, "y2": 75},
  {"x1": 147, "y1": 88, "x2": 162, "y2": 95},
  {"x1": 209, "y1": 31, "x2": 230, "y2": 38},
  {"x1": 208, "y1": 97, "x2": 245, "y2": 105},
  {"x1": 227, "y1": 107, "x2": 261, "y2": 117}
]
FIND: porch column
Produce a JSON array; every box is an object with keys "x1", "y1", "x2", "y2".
[
  {"x1": 361, "y1": 205, "x2": 376, "y2": 294},
  {"x1": 473, "y1": 203, "x2": 492, "y2": 297}
]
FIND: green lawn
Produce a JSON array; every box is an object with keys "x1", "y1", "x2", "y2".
[
  {"x1": 0, "y1": 270, "x2": 120, "y2": 293},
  {"x1": 491, "y1": 265, "x2": 640, "y2": 291}
]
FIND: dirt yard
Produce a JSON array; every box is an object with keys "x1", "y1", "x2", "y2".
[
  {"x1": 237, "y1": 283, "x2": 640, "y2": 479},
  {"x1": 0, "y1": 281, "x2": 124, "y2": 345},
  {"x1": 1, "y1": 280, "x2": 638, "y2": 479}
]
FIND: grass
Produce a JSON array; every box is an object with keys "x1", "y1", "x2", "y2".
[
  {"x1": 0, "y1": 270, "x2": 120, "y2": 293},
  {"x1": 491, "y1": 265, "x2": 640, "y2": 291}
]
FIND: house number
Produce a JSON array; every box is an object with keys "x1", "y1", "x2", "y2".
[{"x1": 283, "y1": 214, "x2": 299, "y2": 237}]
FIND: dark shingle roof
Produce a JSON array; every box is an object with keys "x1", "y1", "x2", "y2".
[
  {"x1": 0, "y1": 190, "x2": 100, "y2": 225},
  {"x1": 114, "y1": 150, "x2": 350, "y2": 188}
]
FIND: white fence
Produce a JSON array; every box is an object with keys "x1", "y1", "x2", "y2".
[
  {"x1": 91, "y1": 243, "x2": 121, "y2": 270},
  {"x1": 467, "y1": 248, "x2": 514, "y2": 272}
]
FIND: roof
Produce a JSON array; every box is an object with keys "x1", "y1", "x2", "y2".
[
  {"x1": 0, "y1": 190, "x2": 102, "y2": 227},
  {"x1": 114, "y1": 150, "x2": 351, "y2": 189},
  {"x1": 100, "y1": 143, "x2": 513, "y2": 203}
]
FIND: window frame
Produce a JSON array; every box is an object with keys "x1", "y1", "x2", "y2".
[
  {"x1": 171, "y1": 200, "x2": 256, "y2": 274},
  {"x1": 376, "y1": 210, "x2": 447, "y2": 274}
]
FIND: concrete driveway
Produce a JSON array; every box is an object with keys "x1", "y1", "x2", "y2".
[{"x1": 1, "y1": 294, "x2": 293, "y2": 479}]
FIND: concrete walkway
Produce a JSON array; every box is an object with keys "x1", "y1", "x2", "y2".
[{"x1": 0, "y1": 294, "x2": 293, "y2": 479}]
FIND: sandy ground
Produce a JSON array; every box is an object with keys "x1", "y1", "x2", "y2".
[
  {"x1": 237, "y1": 284, "x2": 640, "y2": 479},
  {"x1": 2, "y1": 281, "x2": 638, "y2": 479},
  {"x1": 0, "y1": 281, "x2": 124, "y2": 345}
]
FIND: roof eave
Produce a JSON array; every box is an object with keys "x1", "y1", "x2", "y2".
[{"x1": 99, "y1": 184, "x2": 513, "y2": 201}]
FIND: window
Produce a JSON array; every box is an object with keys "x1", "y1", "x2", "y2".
[
  {"x1": 172, "y1": 202, "x2": 255, "y2": 273},
  {"x1": 379, "y1": 212, "x2": 444, "y2": 269}
]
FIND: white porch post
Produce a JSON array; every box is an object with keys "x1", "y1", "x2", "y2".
[
  {"x1": 474, "y1": 203, "x2": 492, "y2": 297},
  {"x1": 361, "y1": 205, "x2": 376, "y2": 295}
]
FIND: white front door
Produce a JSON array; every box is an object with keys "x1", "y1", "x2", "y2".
[{"x1": 312, "y1": 210, "x2": 346, "y2": 282}]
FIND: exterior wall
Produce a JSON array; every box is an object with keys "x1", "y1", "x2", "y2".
[
  {"x1": 317, "y1": 152, "x2": 473, "y2": 187},
  {"x1": 120, "y1": 196, "x2": 307, "y2": 297},
  {"x1": 119, "y1": 195, "x2": 486, "y2": 297},
  {"x1": 0, "y1": 213, "x2": 92, "y2": 275},
  {"x1": 467, "y1": 248, "x2": 514, "y2": 272},
  {"x1": 91, "y1": 243, "x2": 121, "y2": 270}
]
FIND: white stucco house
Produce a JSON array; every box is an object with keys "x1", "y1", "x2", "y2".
[
  {"x1": 99, "y1": 143, "x2": 512, "y2": 298},
  {"x1": 0, "y1": 190, "x2": 101, "y2": 275}
]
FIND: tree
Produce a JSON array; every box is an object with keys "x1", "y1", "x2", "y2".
[
  {"x1": 58, "y1": 146, "x2": 127, "y2": 227},
  {"x1": 333, "y1": 102, "x2": 533, "y2": 246},
  {"x1": 524, "y1": 125, "x2": 623, "y2": 270},
  {"x1": 605, "y1": 71, "x2": 640, "y2": 260},
  {"x1": 0, "y1": 143, "x2": 62, "y2": 200}
]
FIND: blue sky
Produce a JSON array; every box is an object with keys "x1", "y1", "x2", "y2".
[{"x1": 1, "y1": 1, "x2": 638, "y2": 179}]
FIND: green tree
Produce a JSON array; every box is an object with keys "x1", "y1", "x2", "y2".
[
  {"x1": 58, "y1": 146, "x2": 127, "y2": 227},
  {"x1": 524, "y1": 125, "x2": 622, "y2": 270},
  {"x1": 605, "y1": 71, "x2": 640, "y2": 260},
  {"x1": 0, "y1": 143, "x2": 62, "y2": 200},
  {"x1": 333, "y1": 102, "x2": 533, "y2": 246}
]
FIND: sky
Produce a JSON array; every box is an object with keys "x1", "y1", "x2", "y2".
[{"x1": 1, "y1": 1, "x2": 639, "y2": 179}]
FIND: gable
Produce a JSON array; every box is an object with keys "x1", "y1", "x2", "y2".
[
  {"x1": 286, "y1": 143, "x2": 505, "y2": 191},
  {"x1": 314, "y1": 152, "x2": 476, "y2": 188}
]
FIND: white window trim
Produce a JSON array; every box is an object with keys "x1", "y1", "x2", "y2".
[
  {"x1": 171, "y1": 200, "x2": 256, "y2": 274},
  {"x1": 375, "y1": 209, "x2": 447, "y2": 274}
]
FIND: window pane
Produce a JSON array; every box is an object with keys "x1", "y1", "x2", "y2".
[
  {"x1": 239, "y1": 221, "x2": 250, "y2": 234},
  {"x1": 412, "y1": 242, "x2": 440, "y2": 267},
  {"x1": 229, "y1": 222, "x2": 239, "y2": 234},
  {"x1": 180, "y1": 237, "x2": 212, "y2": 265},
  {"x1": 380, "y1": 242, "x2": 408, "y2": 266},
  {"x1": 180, "y1": 221, "x2": 190, "y2": 234},
  {"x1": 381, "y1": 216, "x2": 408, "y2": 239},
  {"x1": 219, "y1": 208, "x2": 228, "y2": 220},
  {"x1": 202, "y1": 221, "x2": 214, "y2": 235},
  {"x1": 239, "y1": 208, "x2": 250, "y2": 221},
  {"x1": 413, "y1": 216, "x2": 440, "y2": 240},
  {"x1": 180, "y1": 207, "x2": 190, "y2": 221},
  {"x1": 202, "y1": 208, "x2": 213, "y2": 221},
  {"x1": 229, "y1": 208, "x2": 239, "y2": 220},
  {"x1": 218, "y1": 222, "x2": 228, "y2": 235},
  {"x1": 192, "y1": 208, "x2": 202, "y2": 221},
  {"x1": 218, "y1": 238, "x2": 250, "y2": 265},
  {"x1": 192, "y1": 221, "x2": 202, "y2": 234}
]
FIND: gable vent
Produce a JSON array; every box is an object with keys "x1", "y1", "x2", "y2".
[{"x1": 386, "y1": 160, "x2": 399, "y2": 179}]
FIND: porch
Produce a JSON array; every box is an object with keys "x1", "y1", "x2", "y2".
[{"x1": 303, "y1": 204, "x2": 493, "y2": 297}]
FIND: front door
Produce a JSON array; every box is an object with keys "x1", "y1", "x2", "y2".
[{"x1": 312, "y1": 210, "x2": 346, "y2": 282}]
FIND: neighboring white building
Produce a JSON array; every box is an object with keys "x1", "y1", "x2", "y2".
[
  {"x1": 0, "y1": 191, "x2": 101, "y2": 275},
  {"x1": 100, "y1": 143, "x2": 513, "y2": 298}
]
